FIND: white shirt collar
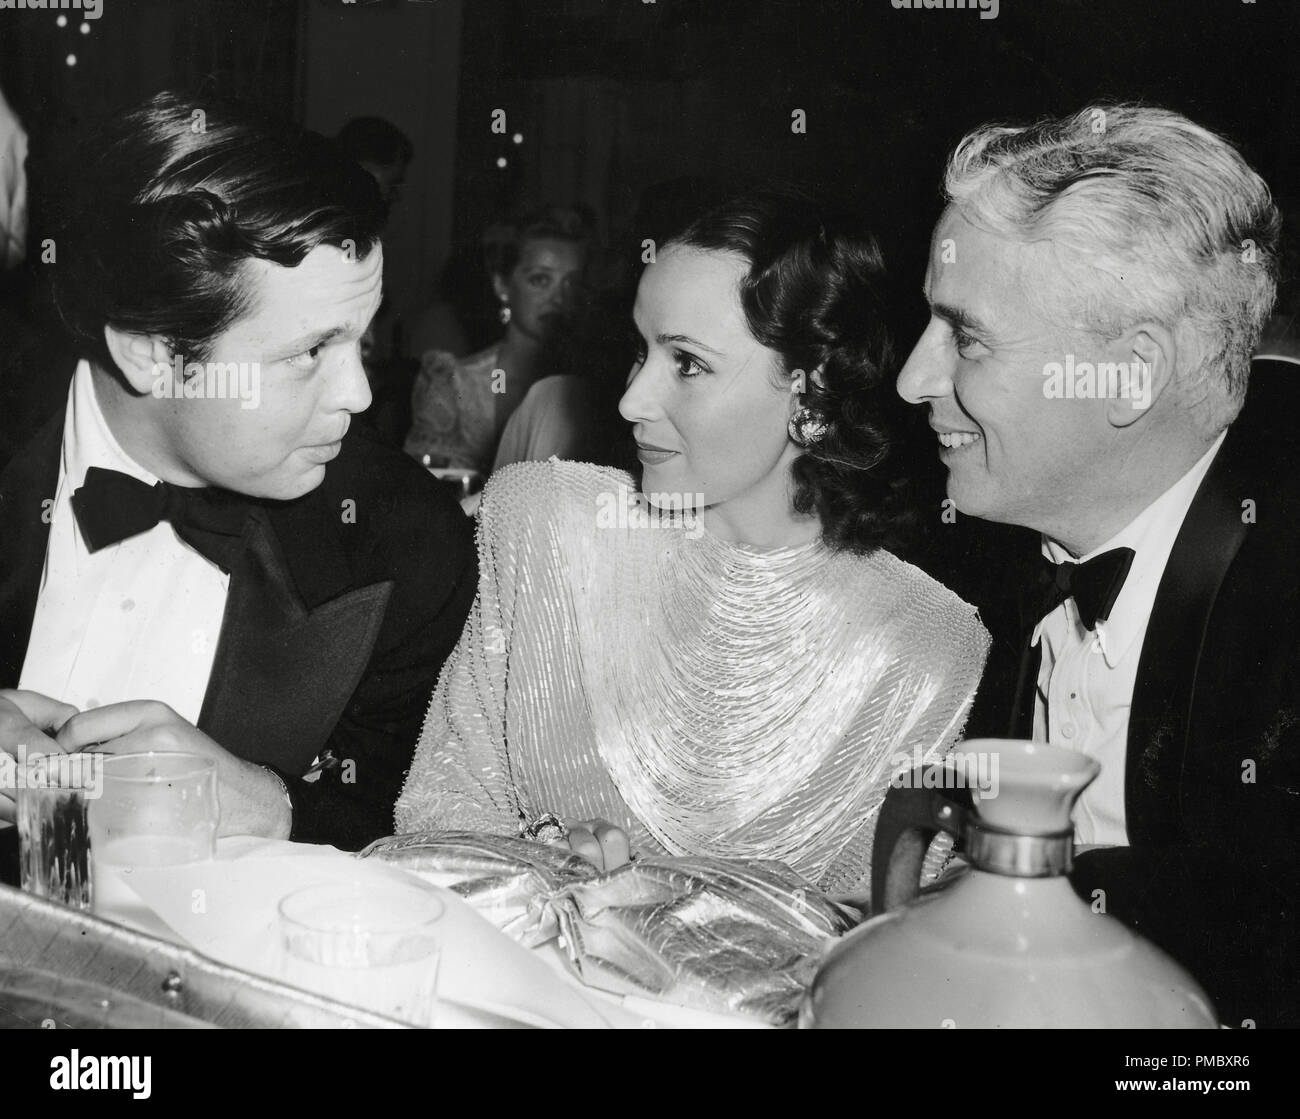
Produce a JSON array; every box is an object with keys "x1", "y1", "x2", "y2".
[
  {"x1": 62, "y1": 360, "x2": 162, "y2": 574},
  {"x1": 64, "y1": 359, "x2": 161, "y2": 491},
  {"x1": 1036, "y1": 430, "x2": 1228, "y2": 669}
]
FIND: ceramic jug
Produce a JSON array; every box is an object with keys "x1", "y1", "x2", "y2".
[{"x1": 800, "y1": 739, "x2": 1218, "y2": 1028}]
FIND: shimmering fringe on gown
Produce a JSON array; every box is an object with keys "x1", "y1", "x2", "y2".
[{"x1": 396, "y1": 459, "x2": 989, "y2": 899}]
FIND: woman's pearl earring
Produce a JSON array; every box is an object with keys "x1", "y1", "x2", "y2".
[{"x1": 498, "y1": 301, "x2": 512, "y2": 326}]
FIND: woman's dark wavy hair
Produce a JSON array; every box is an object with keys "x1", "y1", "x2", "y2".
[
  {"x1": 665, "y1": 185, "x2": 908, "y2": 555},
  {"x1": 49, "y1": 91, "x2": 386, "y2": 370}
]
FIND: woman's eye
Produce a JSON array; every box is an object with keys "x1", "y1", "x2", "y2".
[
  {"x1": 287, "y1": 344, "x2": 323, "y2": 371},
  {"x1": 673, "y1": 350, "x2": 706, "y2": 379},
  {"x1": 528, "y1": 273, "x2": 552, "y2": 290}
]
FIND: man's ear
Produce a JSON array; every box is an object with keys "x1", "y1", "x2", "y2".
[
  {"x1": 1105, "y1": 323, "x2": 1175, "y2": 428},
  {"x1": 103, "y1": 326, "x2": 173, "y2": 396}
]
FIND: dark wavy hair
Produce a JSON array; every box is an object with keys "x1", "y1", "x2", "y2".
[
  {"x1": 49, "y1": 91, "x2": 386, "y2": 371},
  {"x1": 666, "y1": 186, "x2": 907, "y2": 555}
]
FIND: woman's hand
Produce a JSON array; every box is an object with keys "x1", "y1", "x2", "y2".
[{"x1": 562, "y1": 818, "x2": 631, "y2": 872}]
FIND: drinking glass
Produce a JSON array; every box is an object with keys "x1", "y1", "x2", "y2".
[
  {"x1": 17, "y1": 751, "x2": 104, "y2": 909},
  {"x1": 277, "y1": 879, "x2": 444, "y2": 1027},
  {"x1": 87, "y1": 752, "x2": 218, "y2": 921}
]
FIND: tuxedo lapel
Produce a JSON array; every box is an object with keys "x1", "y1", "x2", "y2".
[
  {"x1": 0, "y1": 414, "x2": 63, "y2": 687},
  {"x1": 197, "y1": 505, "x2": 393, "y2": 774},
  {"x1": 933, "y1": 517, "x2": 1038, "y2": 743},
  {"x1": 1126, "y1": 432, "x2": 1250, "y2": 845},
  {"x1": 1009, "y1": 640, "x2": 1041, "y2": 739}
]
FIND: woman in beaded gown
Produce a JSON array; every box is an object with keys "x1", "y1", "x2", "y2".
[{"x1": 396, "y1": 187, "x2": 989, "y2": 900}]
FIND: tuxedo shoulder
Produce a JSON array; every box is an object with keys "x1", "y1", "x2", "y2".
[
  {"x1": 907, "y1": 514, "x2": 1036, "y2": 615},
  {"x1": 327, "y1": 429, "x2": 465, "y2": 519},
  {"x1": 1217, "y1": 391, "x2": 1300, "y2": 560},
  {"x1": 1236, "y1": 362, "x2": 1300, "y2": 485},
  {"x1": 303, "y1": 429, "x2": 476, "y2": 575}
]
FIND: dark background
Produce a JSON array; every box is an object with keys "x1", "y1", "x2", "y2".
[{"x1": 1, "y1": 0, "x2": 1297, "y2": 435}]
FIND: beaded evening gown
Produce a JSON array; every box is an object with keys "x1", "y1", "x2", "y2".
[{"x1": 396, "y1": 459, "x2": 989, "y2": 897}]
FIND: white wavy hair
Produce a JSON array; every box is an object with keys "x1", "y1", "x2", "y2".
[{"x1": 944, "y1": 103, "x2": 1280, "y2": 430}]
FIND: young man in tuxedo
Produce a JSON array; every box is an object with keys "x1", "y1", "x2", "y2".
[
  {"x1": 899, "y1": 103, "x2": 1299, "y2": 1027},
  {"x1": 0, "y1": 93, "x2": 477, "y2": 867}
]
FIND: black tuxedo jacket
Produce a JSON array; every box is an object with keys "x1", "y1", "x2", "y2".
[
  {"x1": 0, "y1": 407, "x2": 478, "y2": 860},
  {"x1": 925, "y1": 360, "x2": 1300, "y2": 1027}
]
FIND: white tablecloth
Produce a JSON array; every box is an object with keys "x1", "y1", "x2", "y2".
[{"x1": 106, "y1": 835, "x2": 764, "y2": 1029}]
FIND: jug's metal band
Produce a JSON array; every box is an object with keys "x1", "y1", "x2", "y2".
[{"x1": 964, "y1": 821, "x2": 1073, "y2": 877}]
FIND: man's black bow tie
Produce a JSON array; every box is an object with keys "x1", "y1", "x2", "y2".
[
  {"x1": 1028, "y1": 546, "x2": 1136, "y2": 632},
  {"x1": 71, "y1": 466, "x2": 251, "y2": 572}
]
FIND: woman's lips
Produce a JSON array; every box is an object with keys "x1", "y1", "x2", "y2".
[{"x1": 636, "y1": 443, "x2": 679, "y2": 466}]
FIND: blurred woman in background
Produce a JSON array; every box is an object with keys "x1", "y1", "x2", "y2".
[{"x1": 404, "y1": 205, "x2": 591, "y2": 475}]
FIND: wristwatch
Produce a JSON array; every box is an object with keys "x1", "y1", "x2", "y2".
[{"x1": 259, "y1": 764, "x2": 294, "y2": 821}]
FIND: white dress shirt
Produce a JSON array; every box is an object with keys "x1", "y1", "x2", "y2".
[
  {"x1": 1032, "y1": 431, "x2": 1227, "y2": 847},
  {"x1": 19, "y1": 361, "x2": 229, "y2": 723}
]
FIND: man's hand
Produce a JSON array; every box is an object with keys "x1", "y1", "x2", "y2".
[
  {"x1": 0, "y1": 689, "x2": 79, "y2": 825},
  {"x1": 55, "y1": 700, "x2": 292, "y2": 840},
  {"x1": 562, "y1": 818, "x2": 631, "y2": 872}
]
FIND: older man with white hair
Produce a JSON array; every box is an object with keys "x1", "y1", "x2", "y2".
[{"x1": 900, "y1": 103, "x2": 1298, "y2": 1027}]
